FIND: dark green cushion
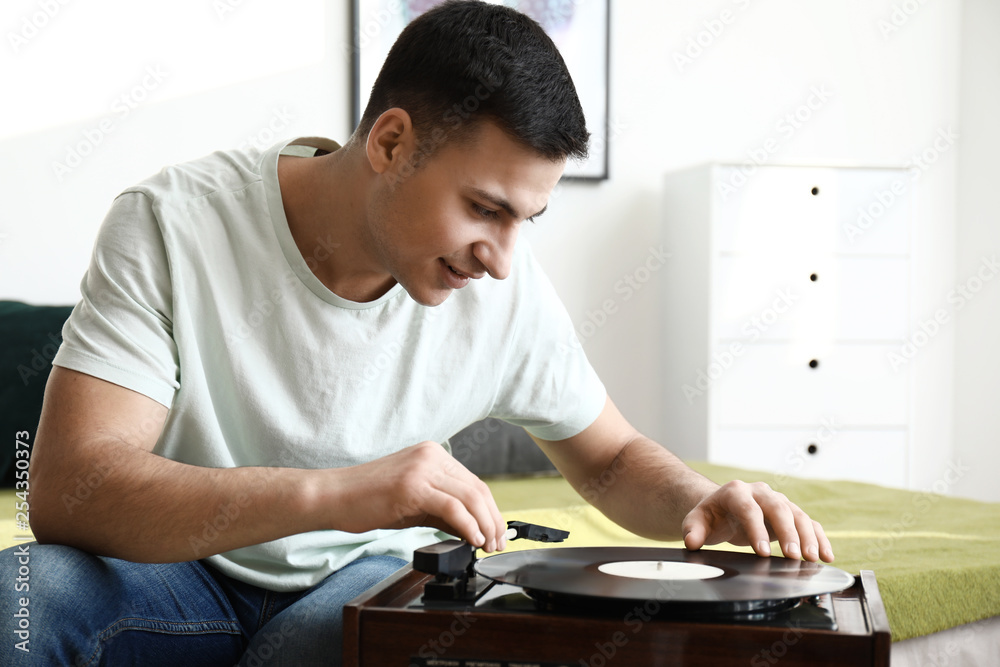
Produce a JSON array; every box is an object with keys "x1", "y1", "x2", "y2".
[
  {"x1": 450, "y1": 418, "x2": 557, "y2": 477},
  {"x1": 0, "y1": 301, "x2": 74, "y2": 485}
]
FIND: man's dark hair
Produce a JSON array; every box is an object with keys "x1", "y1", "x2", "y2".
[{"x1": 357, "y1": 0, "x2": 589, "y2": 162}]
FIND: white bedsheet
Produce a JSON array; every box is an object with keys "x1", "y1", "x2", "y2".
[{"x1": 891, "y1": 616, "x2": 1000, "y2": 666}]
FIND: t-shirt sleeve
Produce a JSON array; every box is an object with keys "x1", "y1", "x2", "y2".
[
  {"x1": 53, "y1": 190, "x2": 180, "y2": 407},
  {"x1": 488, "y1": 243, "x2": 607, "y2": 441}
]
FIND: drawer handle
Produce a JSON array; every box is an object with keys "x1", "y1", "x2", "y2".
[
  {"x1": 808, "y1": 359, "x2": 820, "y2": 369},
  {"x1": 811, "y1": 186, "x2": 820, "y2": 196},
  {"x1": 807, "y1": 444, "x2": 819, "y2": 455},
  {"x1": 810, "y1": 273, "x2": 818, "y2": 282}
]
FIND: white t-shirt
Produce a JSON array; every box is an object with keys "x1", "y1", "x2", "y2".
[{"x1": 53, "y1": 137, "x2": 607, "y2": 591}]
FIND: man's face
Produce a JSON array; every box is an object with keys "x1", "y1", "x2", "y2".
[{"x1": 367, "y1": 120, "x2": 566, "y2": 306}]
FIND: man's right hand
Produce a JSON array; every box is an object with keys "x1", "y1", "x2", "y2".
[{"x1": 322, "y1": 441, "x2": 508, "y2": 553}]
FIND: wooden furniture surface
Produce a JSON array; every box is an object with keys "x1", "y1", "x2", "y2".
[{"x1": 344, "y1": 565, "x2": 891, "y2": 667}]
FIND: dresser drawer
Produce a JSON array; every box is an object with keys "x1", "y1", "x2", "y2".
[
  {"x1": 713, "y1": 165, "x2": 911, "y2": 256},
  {"x1": 711, "y1": 343, "x2": 909, "y2": 426},
  {"x1": 711, "y1": 428, "x2": 907, "y2": 488},
  {"x1": 713, "y1": 255, "x2": 909, "y2": 341}
]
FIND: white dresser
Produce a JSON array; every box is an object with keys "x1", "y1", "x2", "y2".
[{"x1": 661, "y1": 164, "x2": 913, "y2": 488}]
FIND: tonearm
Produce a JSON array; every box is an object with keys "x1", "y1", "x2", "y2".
[{"x1": 412, "y1": 521, "x2": 570, "y2": 602}]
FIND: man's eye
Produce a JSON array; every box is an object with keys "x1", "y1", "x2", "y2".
[{"x1": 473, "y1": 203, "x2": 500, "y2": 219}]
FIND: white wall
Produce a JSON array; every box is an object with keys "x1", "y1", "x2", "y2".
[
  {"x1": 0, "y1": 1, "x2": 993, "y2": 499},
  {"x1": 952, "y1": 0, "x2": 1000, "y2": 502},
  {"x1": 0, "y1": 0, "x2": 341, "y2": 303}
]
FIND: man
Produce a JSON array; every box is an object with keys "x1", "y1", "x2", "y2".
[{"x1": 2, "y1": 1, "x2": 832, "y2": 665}]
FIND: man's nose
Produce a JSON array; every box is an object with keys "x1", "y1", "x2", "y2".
[{"x1": 473, "y1": 224, "x2": 519, "y2": 280}]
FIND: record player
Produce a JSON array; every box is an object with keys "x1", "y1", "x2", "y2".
[{"x1": 344, "y1": 522, "x2": 890, "y2": 666}]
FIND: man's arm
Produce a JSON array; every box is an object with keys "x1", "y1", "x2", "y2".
[
  {"x1": 28, "y1": 367, "x2": 507, "y2": 562},
  {"x1": 529, "y1": 395, "x2": 834, "y2": 563}
]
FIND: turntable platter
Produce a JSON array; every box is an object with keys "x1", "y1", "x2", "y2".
[{"x1": 475, "y1": 547, "x2": 855, "y2": 616}]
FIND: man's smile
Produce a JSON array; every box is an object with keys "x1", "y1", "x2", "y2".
[
  {"x1": 441, "y1": 258, "x2": 472, "y2": 288},
  {"x1": 440, "y1": 259, "x2": 487, "y2": 289}
]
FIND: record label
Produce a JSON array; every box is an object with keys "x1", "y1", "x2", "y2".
[{"x1": 597, "y1": 560, "x2": 725, "y2": 581}]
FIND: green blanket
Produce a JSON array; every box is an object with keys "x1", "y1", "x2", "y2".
[{"x1": 485, "y1": 462, "x2": 1000, "y2": 642}]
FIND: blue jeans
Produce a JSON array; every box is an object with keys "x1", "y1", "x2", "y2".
[{"x1": 0, "y1": 542, "x2": 405, "y2": 666}]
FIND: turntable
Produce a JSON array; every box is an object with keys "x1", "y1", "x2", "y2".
[{"x1": 344, "y1": 522, "x2": 890, "y2": 666}]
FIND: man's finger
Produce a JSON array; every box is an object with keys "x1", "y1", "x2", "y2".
[
  {"x1": 426, "y1": 453, "x2": 504, "y2": 551},
  {"x1": 681, "y1": 507, "x2": 708, "y2": 551},
  {"x1": 439, "y1": 475, "x2": 503, "y2": 551},
  {"x1": 739, "y1": 507, "x2": 772, "y2": 557},
  {"x1": 419, "y1": 489, "x2": 486, "y2": 547},
  {"x1": 791, "y1": 505, "x2": 820, "y2": 562},
  {"x1": 479, "y1": 477, "x2": 507, "y2": 552},
  {"x1": 754, "y1": 488, "x2": 801, "y2": 559},
  {"x1": 724, "y1": 483, "x2": 772, "y2": 557},
  {"x1": 814, "y1": 519, "x2": 835, "y2": 562}
]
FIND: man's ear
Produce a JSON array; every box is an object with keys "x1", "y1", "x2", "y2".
[{"x1": 366, "y1": 108, "x2": 416, "y2": 175}]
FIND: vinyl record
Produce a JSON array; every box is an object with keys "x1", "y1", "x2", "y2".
[{"x1": 475, "y1": 547, "x2": 855, "y2": 617}]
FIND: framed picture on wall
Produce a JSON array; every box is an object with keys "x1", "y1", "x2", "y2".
[{"x1": 351, "y1": 0, "x2": 610, "y2": 180}]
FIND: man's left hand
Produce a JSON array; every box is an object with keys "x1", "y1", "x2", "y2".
[{"x1": 681, "y1": 480, "x2": 834, "y2": 562}]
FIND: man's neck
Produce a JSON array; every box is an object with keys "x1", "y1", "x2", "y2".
[{"x1": 277, "y1": 147, "x2": 396, "y2": 302}]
